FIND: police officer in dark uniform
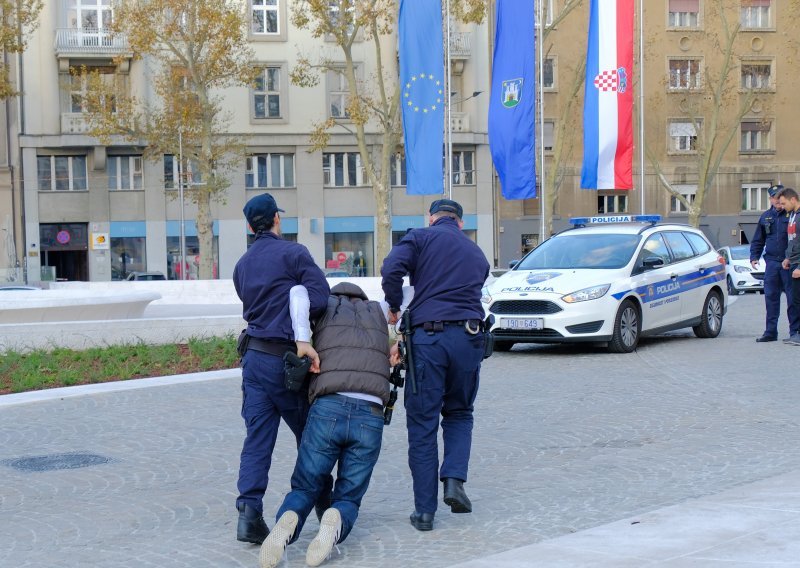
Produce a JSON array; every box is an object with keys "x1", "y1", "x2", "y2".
[
  {"x1": 381, "y1": 199, "x2": 490, "y2": 532},
  {"x1": 750, "y1": 184, "x2": 798, "y2": 342},
  {"x1": 233, "y1": 193, "x2": 330, "y2": 544}
]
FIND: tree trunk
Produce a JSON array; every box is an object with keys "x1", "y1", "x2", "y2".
[
  {"x1": 196, "y1": 191, "x2": 215, "y2": 279},
  {"x1": 373, "y1": 180, "x2": 391, "y2": 275}
]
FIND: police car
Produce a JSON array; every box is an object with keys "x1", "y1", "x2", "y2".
[{"x1": 482, "y1": 215, "x2": 727, "y2": 353}]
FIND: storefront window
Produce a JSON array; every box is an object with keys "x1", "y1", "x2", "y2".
[
  {"x1": 166, "y1": 236, "x2": 219, "y2": 279},
  {"x1": 111, "y1": 237, "x2": 146, "y2": 280},
  {"x1": 324, "y1": 232, "x2": 373, "y2": 276}
]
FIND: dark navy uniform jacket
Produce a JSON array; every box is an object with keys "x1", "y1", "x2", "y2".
[
  {"x1": 750, "y1": 206, "x2": 790, "y2": 263},
  {"x1": 233, "y1": 232, "x2": 329, "y2": 341},
  {"x1": 381, "y1": 217, "x2": 490, "y2": 327}
]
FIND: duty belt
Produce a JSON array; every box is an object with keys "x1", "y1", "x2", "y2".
[
  {"x1": 247, "y1": 337, "x2": 296, "y2": 357},
  {"x1": 417, "y1": 320, "x2": 483, "y2": 334}
]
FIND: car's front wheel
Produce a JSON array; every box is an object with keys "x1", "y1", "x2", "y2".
[
  {"x1": 608, "y1": 299, "x2": 640, "y2": 353},
  {"x1": 726, "y1": 275, "x2": 742, "y2": 296},
  {"x1": 693, "y1": 290, "x2": 723, "y2": 338}
]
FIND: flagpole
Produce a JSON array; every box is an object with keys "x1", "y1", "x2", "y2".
[
  {"x1": 638, "y1": 0, "x2": 646, "y2": 213},
  {"x1": 445, "y1": 0, "x2": 453, "y2": 199},
  {"x1": 537, "y1": 0, "x2": 546, "y2": 243}
]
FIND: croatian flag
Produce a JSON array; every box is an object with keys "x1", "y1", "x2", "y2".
[{"x1": 581, "y1": 0, "x2": 634, "y2": 190}]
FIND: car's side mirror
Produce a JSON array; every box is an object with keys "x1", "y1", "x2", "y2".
[
  {"x1": 642, "y1": 256, "x2": 665, "y2": 270},
  {"x1": 509, "y1": 260, "x2": 519, "y2": 270}
]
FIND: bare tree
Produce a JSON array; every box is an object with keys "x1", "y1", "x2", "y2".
[
  {"x1": 290, "y1": 0, "x2": 486, "y2": 268},
  {"x1": 82, "y1": 0, "x2": 257, "y2": 279},
  {"x1": 649, "y1": 1, "x2": 759, "y2": 227}
]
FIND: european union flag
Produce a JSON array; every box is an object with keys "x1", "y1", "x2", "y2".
[
  {"x1": 488, "y1": 0, "x2": 537, "y2": 199},
  {"x1": 399, "y1": 0, "x2": 445, "y2": 195}
]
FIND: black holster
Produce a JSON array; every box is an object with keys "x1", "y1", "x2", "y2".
[
  {"x1": 236, "y1": 329, "x2": 250, "y2": 358},
  {"x1": 283, "y1": 352, "x2": 312, "y2": 392}
]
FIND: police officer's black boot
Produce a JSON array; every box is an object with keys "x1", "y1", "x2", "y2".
[
  {"x1": 443, "y1": 478, "x2": 472, "y2": 513},
  {"x1": 410, "y1": 511, "x2": 434, "y2": 531},
  {"x1": 237, "y1": 503, "x2": 269, "y2": 544}
]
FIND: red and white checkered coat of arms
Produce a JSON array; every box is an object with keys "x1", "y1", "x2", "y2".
[{"x1": 594, "y1": 69, "x2": 619, "y2": 92}]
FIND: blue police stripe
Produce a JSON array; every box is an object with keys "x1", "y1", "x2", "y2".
[{"x1": 611, "y1": 265, "x2": 725, "y2": 302}]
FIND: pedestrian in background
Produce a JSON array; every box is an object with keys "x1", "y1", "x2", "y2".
[
  {"x1": 778, "y1": 188, "x2": 800, "y2": 345},
  {"x1": 232, "y1": 193, "x2": 330, "y2": 544},
  {"x1": 750, "y1": 185, "x2": 798, "y2": 342},
  {"x1": 381, "y1": 199, "x2": 490, "y2": 532}
]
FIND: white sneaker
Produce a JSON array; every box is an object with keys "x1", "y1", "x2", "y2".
[
  {"x1": 259, "y1": 510, "x2": 298, "y2": 568},
  {"x1": 305, "y1": 507, "x2": 342, "y2": 567}
]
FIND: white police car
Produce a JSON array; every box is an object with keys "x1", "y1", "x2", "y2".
[{"x1": 483, "y1": 215, "x2": 727, "y2": 353}]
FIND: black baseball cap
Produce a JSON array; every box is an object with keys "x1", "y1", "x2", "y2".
[
  {"x1": 243, "y1": 193, "x2": 284, "y2": 230},
  {"x1": 768, "y1": 184, "x2": 784, "y2": 197},
  {"x1": 429, "y1": 199, "x2": 463, "y2": 219}
]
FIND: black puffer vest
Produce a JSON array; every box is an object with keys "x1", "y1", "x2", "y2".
[{"x1": 309, "y1": 282, "x2": 391, "y2": 404}]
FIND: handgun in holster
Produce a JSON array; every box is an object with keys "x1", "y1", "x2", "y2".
[{"x1": 283, "y1": 351, "x2": 312, "y2": 392}]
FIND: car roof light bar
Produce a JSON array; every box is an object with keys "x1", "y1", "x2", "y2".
[{"x1": 568, "y1": 215, "x2": 661, "y2": 227}]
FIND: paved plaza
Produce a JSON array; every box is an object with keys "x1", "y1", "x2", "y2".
[{"x1": 3, "y1": 293, "x2": 800, "y2": 567}]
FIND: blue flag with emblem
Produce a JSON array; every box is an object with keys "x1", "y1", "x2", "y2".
[
  {"x1": 488, "y1": 0, "x2": 537, "y2": 199},
  {"x1": 399, "y1": 0, "x2": 445, "y2": 195}
]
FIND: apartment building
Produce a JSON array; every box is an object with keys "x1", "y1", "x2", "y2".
[
  {"x1": 8, "y1": 0, "x2": 493, "y2": 282},
  {"x1": 495, "y1": 0, "x2": 800, "y2": 267}
]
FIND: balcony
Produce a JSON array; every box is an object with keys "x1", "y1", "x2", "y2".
[
  {"x1": 449, "y1": 32, "x2": 471, "y2": 58},
  {"x1": 55, "y1": 28, "x2": 130, "y2": 58},
  {"x1": 61, "y1": 113, "x2": 90, "y2": 134},
  {"x1": 450, "y1": 112, "x2": 470, "y2": 132}
]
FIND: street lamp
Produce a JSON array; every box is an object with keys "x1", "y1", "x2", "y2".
[{"x1": 178, "y1": 130, "x2": 187, "y2": 280}]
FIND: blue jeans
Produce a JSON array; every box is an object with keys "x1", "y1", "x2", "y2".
[
  {"x1": 237, "y1": 350, "x2": 309, "y2": 513},
  {"x1": 276, "y1": 394, "x2": 385, "y2": 543},
  {"x1": 763, "y1": 260, "x2": 799, "y2": 336},
  {"x1": 405, "y1": 325, "x2": 484, "y2": 514}
]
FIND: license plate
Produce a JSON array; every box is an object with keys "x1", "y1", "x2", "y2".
[{"x1": 501, "y1": 317, "x2": 544, "y2": 330}]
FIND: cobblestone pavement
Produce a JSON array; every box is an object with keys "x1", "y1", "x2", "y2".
[{"x1": 2, "y1": 294, "x2": 800, "y2": 568}]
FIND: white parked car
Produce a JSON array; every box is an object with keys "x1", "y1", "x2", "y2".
[
  {"x1": 482, "y1": 215, "x2": 728, "y2": 353},
  {"x1": 718, "y1": 245, "x2": 764, "y2": 295}
]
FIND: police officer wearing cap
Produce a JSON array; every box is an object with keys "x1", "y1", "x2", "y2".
[
  {"x1": 381, "y1": 198, "x2": 490, "y2": 532},
  {"x1": 750, "y1": 184, "x2": 798, "y2": 342},
  {"x1": 232, "y1": 193, "x2": 330, "y2": 544}
]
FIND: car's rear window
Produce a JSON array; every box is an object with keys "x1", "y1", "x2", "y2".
[{"x1": 517, "y1": 233, "x2": 641, "y2": 270}]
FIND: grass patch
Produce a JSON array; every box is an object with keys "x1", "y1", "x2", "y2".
[{"x1": 0, "y1": 335, "x2": 239, "y2": 395}]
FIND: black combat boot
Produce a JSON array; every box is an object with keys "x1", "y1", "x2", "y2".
[
  {"x1": 237, "y1": 503, "x2": 269, "y2": 544},
  {"x1": 409, "y1": 511, "x2": 434, "y2": 531},
  {"x1": 442, "y1": 478, "x2": 472, "y2": 513}
]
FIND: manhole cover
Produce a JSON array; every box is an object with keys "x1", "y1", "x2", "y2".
[{"x1": 3, "y1": 453, "x2": 111, "y2": 472}]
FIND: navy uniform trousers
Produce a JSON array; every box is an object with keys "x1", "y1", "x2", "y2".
[
  {"x1": 763, "y1": 260, "x2": 800, "y2": 337},
  {"x1": 237, "y1": 350, "x2": 309, "y2": 513},
  {"x1": 405, "y1": 324, "x2": 484, "y2": 515}
]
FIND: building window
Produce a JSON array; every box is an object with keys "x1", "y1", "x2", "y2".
[
  {"x1": 741, "y1": 61, "x2": 772, "y2": 90},
  {"x1": 246, "y1": 154, "x2": 295, "y2": 188},
  {"x1": 451, "y1": 150, "x2": 475, "y2": 185},
  {"x1": 253, "y1": 66, "x2": 281, "y2": 118},
  {"x1": 543, "y1": 121, "x2": 554, "y2": 152},
  {"x1": 324, "y1": 233, "x2": 374, "y2": 276},
  {"x1": 328, "y1": 0, "x2": 356, "y2": 36},
  {"x1": 543, "y1": 58, "x2": 555, "y2": 89},
  {"x1": 535, "y1": 0, "x2": 554, "y2": 26},
  {"x1": 111, "y1": 237, "x2": 146, "y2": 280},
  {"x1": 668, "y1": 58, "x2": 701, "y2": 90},
  {"x1": 67, "y1": 66, "x2": 119, "y2": 113},
  {"x1": 390, "y1": 153, "x2": 407, "y2": 187},
  {"x1": 37, "y1": 156, "x2": 88, "y2": 191},
  {"x1": 164, "y1": 155, "x2": 202, "y2": 189},
  {"x1": 323, "y1": 152, "x2": 365, "y2": 187},
  {"x1": 668, "y1": 0, "x2": 700, "y2": 27},
  {"x1": 328, "y1": 69, "x2": 351, "y2": 119},
  {"x1": 251, "y1": 0, "x2": 279, "y2": 35},
  {"x1": 668, "y1": 121, "x2": 699, "y2": 153},
  {"x1": 167, "y1": 236, "x2": 219, "y2": 280},
  {"x1": 68, "y1": 0, "x2": 114, "y2": 46},
  {"x1": 670, "y1": 184, "x2": 697, "y2": 213},
  {"x1": 741, "y1": 182, "x2": 772, "y2": 211},
  {"x1": 598, "y1": 193, "x2": 629, "y2": 215},
  {"x1": 741, "y1": 120, "x2": 771, "y2": 152},
  {"x1": 108, "y1": 156, "x2": 143, "y2": 191},
  {"x1": 741, "y1": 0, "x2": 771, "y2": 29}
]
